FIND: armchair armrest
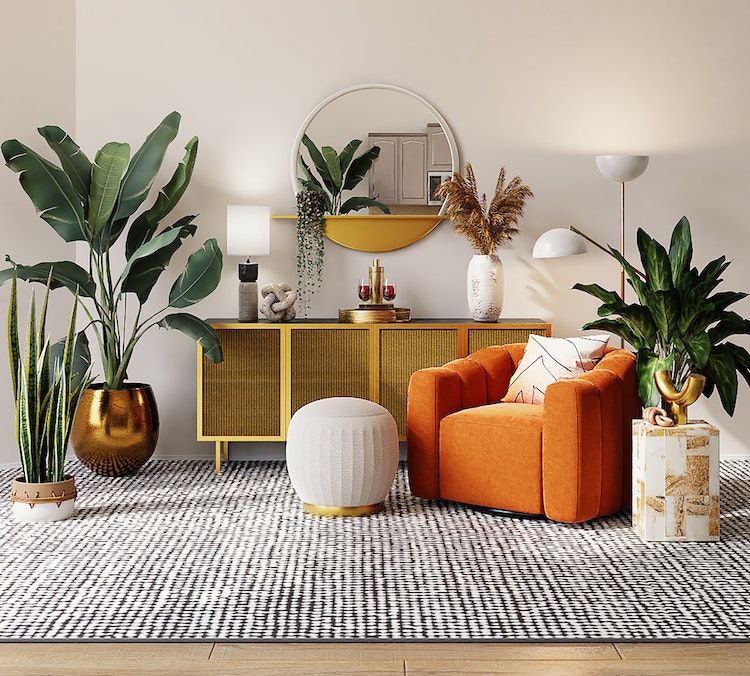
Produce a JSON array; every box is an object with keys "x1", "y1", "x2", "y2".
[
  {"x1": 406, "y1": 345, "x2": 518, "y2": 499},
  {"x1": 542, "y1": 367, "x2": 624, "y2": 522}
]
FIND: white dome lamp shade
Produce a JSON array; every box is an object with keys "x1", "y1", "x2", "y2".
[
  {"x1": 595, "y1": 155, "x2": 649, "y2": 183},
  {"x1": 532, "y1": 228, "x2": 588, "y2": 258}
]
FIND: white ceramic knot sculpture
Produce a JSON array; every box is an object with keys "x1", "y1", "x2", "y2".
[{"x1": 260, "y1": 283, "x2": 298, "y2": 322}]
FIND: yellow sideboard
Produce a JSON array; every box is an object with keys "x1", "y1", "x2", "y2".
[{"x1": 197, "y1": 318, "x2": 551, "y2": 472}]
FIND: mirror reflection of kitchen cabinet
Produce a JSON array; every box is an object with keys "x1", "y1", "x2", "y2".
[
  {"x1": 427, "y1": 122, "x2": 452, "y2": 171},
  {"x1": 369, "y1": 132, "x2": 428, "y2": 205}
]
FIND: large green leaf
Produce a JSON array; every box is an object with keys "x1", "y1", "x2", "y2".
[
  {"x1": 685, "y1": 332, "x2": 711, "y2": 369},
  {"x1": 301, "y1": 134, "x2": 336, "y2": 195},
  {"x1": 705, "y1": 345, "x2": 738, "y2": 415},
  {"x1": 668, "y1": 215, "x2": 693, "y2": 283},
  {"x1": 121, "y1": 218, "x2": 197, "y2": 303},
  {"x1": 38, "y1": 125, "x2": 92, "y2": 204},
  {"x1": 708, "y1": 291, "x2": 748, "y2": 313},
  {"x1": 158, "y1": 312, "x2": 223, "y2": 363},
  {"x1": 635, "y1": 348, "x2": 674, "y2": 408},
  {"x1": 337, "y1": 139, "x2": 362, "y2": 175},
  {"x1": 168, "y1": 238, "x2": 223, "y2": 308},
  {"x1": 580, "y1": 317, "x2": 645, "y2": 350},
  {"x1": 340, "y1": 196, "x2": 391, "y2": 214},
  {"x1": 125, "y1": 137, "x2": 199, "y2": 258},
  {"x1": 112, "y1": 111, "x2": 181, "y2": 223},
  {"x1": 1, "y1": 139, "x2": 87, "y2": 242},
  {"x1": 88, "y1": 142, "x2": 130, "y2": 238},
  {"x1": 707, "y1": 312, "x2": 750, "y2": 343},
  {"x1": 117, "y1": 226, "x2": 185, "y2": 291},
  {"x1": 321, "y1": 146, "x2": 343, "y2": 189},
  {"x1": 7, "y1": 275, "x2": 21, "y2": 408},
  {"x1": 343, "y1": 145, "x2": 381, "y2": 191},
  {"x1": 0, "y1": 259, "x2": 96, "y2": 298},
  {"x1": 639, "y1": 229, "x2": 673, "y2": 292}
]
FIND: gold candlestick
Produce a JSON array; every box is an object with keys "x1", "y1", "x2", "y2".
[{"x1": 369, "y1": 258, "x2": 384, "y2": 305}]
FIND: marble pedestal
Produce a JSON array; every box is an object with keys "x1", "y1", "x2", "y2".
[{"x1": 632, "y1": 419, "x2": 720, "y2": 542}]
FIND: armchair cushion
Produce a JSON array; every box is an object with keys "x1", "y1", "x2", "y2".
[{"x1": 501, "y1": 334, "x2": 610, "y2": 405}]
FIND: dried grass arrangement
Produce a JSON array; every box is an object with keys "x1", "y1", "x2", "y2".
[{"x1": 434, "y1": 163, "x2": 533, "y2": 255}]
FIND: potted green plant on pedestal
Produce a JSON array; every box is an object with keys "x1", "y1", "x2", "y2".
[
  {"x1": 1, "y1": 111, "x2": 223, "y2": 476},
  {"x1": 8, "y1": 275, "x2": 92, "y2": 522},
  {"x1": 573, "y1": 216, "x2": 750, "y2": 423}
]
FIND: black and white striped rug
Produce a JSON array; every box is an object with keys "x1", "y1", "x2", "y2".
[{"x1": 1, "y1": 459, "x2": 748, "y2": 641}]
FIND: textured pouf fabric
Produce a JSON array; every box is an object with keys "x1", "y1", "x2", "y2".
[{"x1": 286, "y1": 397, "x2": 399, "y2": 516}]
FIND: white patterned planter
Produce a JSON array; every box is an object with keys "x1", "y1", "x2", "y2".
[
  {"x1": 10, "y1": 475, "x2": 77, "y2": 523},
  {"x1": 467, "y1": 254, "x2": 503, "y2": 322},
  {"x1": 632, "y1": 420, "x2": 719, "y2": 542}
]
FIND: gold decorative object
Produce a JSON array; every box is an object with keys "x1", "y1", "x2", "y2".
[
  {"x1": 654, "y1": 370, "x2": 707, "y2": 425},
  {"x1": 71, "y1": 384, "x2": 159, "y2": 476},
  {"x1": 338, "y1": 307, "x2": 411, "y2": 323},
  {"x1": 303, "y1": 502, "x2": 383, "y2": 517}
]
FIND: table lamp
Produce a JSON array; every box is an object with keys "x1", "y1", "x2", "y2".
[{"x1": 226, "y1": 205, "x2": 270, "y2": 322}]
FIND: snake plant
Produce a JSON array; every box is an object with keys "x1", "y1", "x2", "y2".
[
  {"x1": 297, "y1": 134, "x2": 391, "y2": 215},
  {"x1": 1, "y1": 112, "x2": 223, "y2": 390},
  {"x1": 573, "y1": 216, "x2": 750, "y2": 415},
  {"x1": 8, "y1": 274, "x2": 93, "y2": 483}
]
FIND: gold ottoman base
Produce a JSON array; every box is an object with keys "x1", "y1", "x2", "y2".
[{"x1": 303, "y1": 502, "x2": 384, "y2": 518}]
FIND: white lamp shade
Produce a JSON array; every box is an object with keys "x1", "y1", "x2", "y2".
[
  {"x1": 226, "y1": 205, "x2": 271, "y2": 256},
  {"x1": 532, "y1": 228, "x2": 588, "y2": 258},
  {"x1": 595, "y1": 155, "x2": 649, "y2": 183}
]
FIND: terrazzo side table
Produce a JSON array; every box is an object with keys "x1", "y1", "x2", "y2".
[{"x1": 632, "y1": 419, "x2": 720, "y2": 542}]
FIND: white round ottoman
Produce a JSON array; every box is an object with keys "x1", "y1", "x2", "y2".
[{"x1": 286, "y1": 397, "x2": 399, "y2": 517}]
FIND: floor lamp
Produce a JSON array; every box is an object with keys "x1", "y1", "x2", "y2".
[{"x1": 594, "y1": 154, "x2": 649, "y2": 300}]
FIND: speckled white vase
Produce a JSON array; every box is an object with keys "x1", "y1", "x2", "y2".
[
  {"x1": 467, "y1": 254, "x2": 504, "y2": 322},
  {"x1": 285, "y1": 397, "x2": 399, "y2": 517}
]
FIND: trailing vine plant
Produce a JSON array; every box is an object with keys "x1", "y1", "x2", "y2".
[{"x1": 296, "y1": 189, "x2": 327, "y2": 318}]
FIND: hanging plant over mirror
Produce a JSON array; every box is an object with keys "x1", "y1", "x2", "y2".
[
  {"x1": 296, "y1": 189, "x2": 327, "y2": 318},
  {"x1": 297, "y1": 134, "x2": 391, "y2": 215}
]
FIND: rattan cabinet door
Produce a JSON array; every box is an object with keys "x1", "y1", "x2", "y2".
[
  {"x1": 379, "y1": 327, "x2": 459, "y2": 436},
  {"x1": 200, "y1": 326, "x2": 282, "y2": 438},
  {"x1": 467, "y1": 325, "x2": 550, "y2": 353},
  {"x1": 289, "y1": 326, "x2": 371, "y2": 417}
]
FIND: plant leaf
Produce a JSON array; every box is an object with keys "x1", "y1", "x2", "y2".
[
  {"x1": 158, "y1": 312, "x2": 223, "y2": 363},
  {"x1": 88, "y1": 141, "x2": 130, "y2": 238},
  {"x1": 635, "y1": 348, "x2": 674, "y2": 408},
  {"x1": 38, "y1": 125, "x2": 92, "y2": 205},
  {"x1": 337, "y1": 139, "x2": 362, "y2": 175},
  {"x1": 339, "y1": 196, "x2": 391, "y2": 214},
  {"x1": 125, "y1": 137, "x2": 199, "y2": 258},
  {"x1": 168, "y1": 238, "x2": 223, "y2": 308},
  {"x1": 1, "y1": 139, "x2": 87, "y2": 242},
  {"x1": 0, "y1": 259, "x2": 96, "y2": 298},
  {"x1": 705, "y1": 345, "x2": 738, "y2": 415},
  {"x1": 343, "y1": 145, "x2": 381, "y2": 191},
  {"x1": 668, "y1": 215, "x2": 693, "y2": 284},
  {"x1": 121, "y1": 217, "x2": 197, "y2": 303},
  {"x1": 117, "y1": 226, "x2": 185, "y2": 291},
  {"x1": 321, "y1": 146, "x2": 343, "y2": 189},
  {"x1": 300, "y1": 134, "x2": 336, "y2": 195},
  {"x1": 113, "y1": 111, "x2": 181, "y2": 223}
]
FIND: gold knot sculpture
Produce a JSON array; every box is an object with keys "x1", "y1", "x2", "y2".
[{"x1": 652, "y1": 370, "x2": 706, "y2": 426}]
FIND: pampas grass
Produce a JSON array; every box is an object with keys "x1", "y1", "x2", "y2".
[{"x1": 434, "y1": 163, "x2": 533, "y2": 255}]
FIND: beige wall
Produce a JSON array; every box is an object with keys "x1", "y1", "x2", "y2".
[
  {"x1": 2, "y1": 0, "x2": 749, "y2": 464},
  {"x1": 0, "y1": 0, "x2": 77, "y2": 467}
]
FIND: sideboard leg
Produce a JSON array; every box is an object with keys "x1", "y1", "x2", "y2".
[
  {"x1": 215, "y1": 441, "x2": 222, "y2": 474},
  {"x1": 223, "y1": 440, "x2": 229, "y2": 462}
]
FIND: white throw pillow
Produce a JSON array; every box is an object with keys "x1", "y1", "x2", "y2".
[{"x1": 501, "y1": 334, "x2": 610, "y2": 405}]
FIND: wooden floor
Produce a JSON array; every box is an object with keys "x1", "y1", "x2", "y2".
[{"x1": 1, "y1": 642, "x2": 749, "y2": 675}]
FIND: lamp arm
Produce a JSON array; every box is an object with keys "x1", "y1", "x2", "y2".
[{"x1": 568, "y1": 225, "x2": 646, "y2": 281}]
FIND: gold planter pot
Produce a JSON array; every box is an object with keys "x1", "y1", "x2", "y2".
[{"x1": 71, "y1": 383, "x2": 159, "y2": 476}]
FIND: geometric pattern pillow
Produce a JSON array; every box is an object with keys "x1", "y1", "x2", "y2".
[{"x1": 501, "y1": 334, "x2": 610, "y2": 405}]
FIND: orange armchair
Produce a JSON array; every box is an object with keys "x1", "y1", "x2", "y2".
[{"x1": 406, "y1": 343, "x2": 641, "y2": 523}]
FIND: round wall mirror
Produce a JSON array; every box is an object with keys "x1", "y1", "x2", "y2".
[{"x1": 290, "y1": 84, "x2": 460, "y2": 251}]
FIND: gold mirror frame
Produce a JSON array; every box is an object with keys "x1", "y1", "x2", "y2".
[{"x1": 289, "y1": 83, "x2": 459, "y2": 252}]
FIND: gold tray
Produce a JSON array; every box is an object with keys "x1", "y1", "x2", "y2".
[{"x1": 338, "y1": 307, "x2": 411, "y2": 323}]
